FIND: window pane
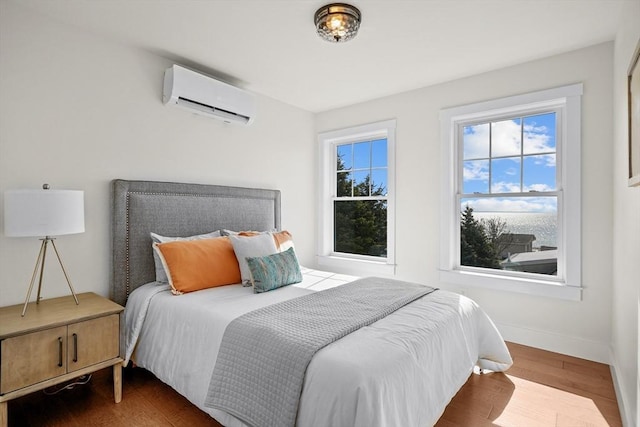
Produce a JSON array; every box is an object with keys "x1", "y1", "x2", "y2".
[
  {"x1": 491, "y1": 157, "x2": 521, "y2": 193},
  {"x1": 371, "y1": 139, "x2": 387, "y2": 168},
  {"x1": 460, "y1": 196, "x2": 557, "y2": 275},
  {"x1": 463, "y1": 160, "x2": 489, "y2": 194},
  {"x1": 334, "y1": 200, "x2": 387, "y2": 257},
  {"x1": 336, "y1": 171, "x2": 352, "y2": 197},
  {"x1": 353, "y1": 171, "x2": 370, "y2": 196},
  {"x1": 353, "y1": 141, "x2": 371, "y2": 169},
  {"x1": 491, "y1": 118, "x2": 522, "y2": 157},
  {"x1": 463, "y1": 123, "x2": 490, "y2": 159},
  {"x1": 523, "y1": 113, "x2": 556, "y2": 155},
  {"x1": 371, "y1": 169, "x2": 387, "y2": 196},
  {"x1": 524, "y1": 154, "x2": 556, "y2": 191},
  {"x1": 337, "y1": 144, "x2": 352, "y2": 171}
]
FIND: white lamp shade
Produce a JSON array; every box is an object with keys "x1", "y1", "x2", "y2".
[{"x1": 4, "y1": 189, "x2": 85, "y2": 237}]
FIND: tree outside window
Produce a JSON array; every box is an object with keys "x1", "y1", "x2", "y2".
[{"x1": 334, "y1": 139, "x2": 387, "y2": 257}]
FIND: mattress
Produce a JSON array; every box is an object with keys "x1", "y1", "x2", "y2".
[{"x1": 124, "y1": 267, "x2": 512, "y2": 427}]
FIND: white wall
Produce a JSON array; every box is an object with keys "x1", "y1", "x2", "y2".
[
  {"x1": 612, "y1": 0, "x2": 640, "y2": 424},
  {"x1": 316, "y1": 42, "x2": 615, "y2": 364},
  {"x1": 0, "y1": 2, "x2": 316, "y2": 306}
]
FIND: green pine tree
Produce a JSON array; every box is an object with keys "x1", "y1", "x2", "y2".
[
  {"x1": 460, "y1": 206, "x2": 500, "y2": 268},
  {"x1": 334, "y1": 154, "x2": 387, "y2": 257}
]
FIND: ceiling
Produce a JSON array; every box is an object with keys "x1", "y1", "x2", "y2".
[{"x1": 13, "y1": 0, "x2": 627, "y2": 112}]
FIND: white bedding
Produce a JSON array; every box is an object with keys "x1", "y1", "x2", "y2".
[{"x1": 124, "y1": 268, "x2": 512, "y2": 427}]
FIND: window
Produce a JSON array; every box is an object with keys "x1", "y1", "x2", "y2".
[
  {"x1": 461, "y1": 112, "x2": 558, "y2": 274},
  {"x1": 440, "y1": 84, "x2": 582, "y2": 300},
  {"x1": 318, "y1": 120, "x2": 396, "y2": 275}
]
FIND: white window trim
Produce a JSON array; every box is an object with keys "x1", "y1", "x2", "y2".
[
  {"x1": 318, "y1": 119, "x2": 396, "y2": 276},
  {"x1": 440, "y1": 84, "x2": 583, "y2": 301}
]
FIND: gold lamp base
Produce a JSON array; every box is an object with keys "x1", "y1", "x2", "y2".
[{"x1": 22, "y1": 237, "x2": 79, "y2": 317}]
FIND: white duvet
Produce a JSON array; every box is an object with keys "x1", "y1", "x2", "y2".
[{"x1": 124, "y1": 268, "x2": 512, "y2": 427}]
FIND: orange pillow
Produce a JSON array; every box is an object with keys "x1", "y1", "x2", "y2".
[
  {"x1": 272, "y1": 230, "x2": 294, "y2": 251},
  {"x1": 236, "y1": 230, "x2": 294, "y2": 252},
  {"x1": 153, "y1": 236, "x2": 241, "y2": 295}
]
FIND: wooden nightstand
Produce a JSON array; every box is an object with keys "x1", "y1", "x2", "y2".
[{"x1": 0, "y1": 292, "x2": 124, "y2": 427}]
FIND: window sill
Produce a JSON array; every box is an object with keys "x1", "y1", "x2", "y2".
[
  {"x1": 439, "y1": 269, "x2": 582, "y2": 301},
  {"x1": 317, "y1": 255, "x2": 396, "y2": 277}
]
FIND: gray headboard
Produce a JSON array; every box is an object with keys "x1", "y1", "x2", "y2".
[{"x1": 110, "y1": 179, "x2": 281, "y2": 305}]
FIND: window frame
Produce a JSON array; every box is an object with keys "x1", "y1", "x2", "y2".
[
  {"x1": 318, "y1": 119, "x2": 396, "y2": 276},
  {"x1": 440, "y1": 84, "x2": 583, "y2": 301}
]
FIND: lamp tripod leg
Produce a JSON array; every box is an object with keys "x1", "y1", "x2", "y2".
[
  {"x1": 35, "y1": 238, "x2": 50, "y2": 304},
  {"x1": 50, "y1": 239, "x2": 79, "y2": 305},
  {"x1": 21, "y1": 239, "x2": 47, "y2": 317}
]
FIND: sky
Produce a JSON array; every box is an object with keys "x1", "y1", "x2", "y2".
[
  {"x1": 461, "y1": 112, "x2": 557, "y2": 213},
  {"x1": 337, "y1": 138, "x2": 388, "y2": 196}
]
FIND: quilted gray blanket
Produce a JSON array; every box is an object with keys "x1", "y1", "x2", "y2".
[{"x1": 204, "y1": 276, "x2": 437, "y2": 427}]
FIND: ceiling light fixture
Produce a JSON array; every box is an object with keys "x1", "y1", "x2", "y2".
[{"x1": 314, "y1": 3, "x2": 361, "y2": 43}]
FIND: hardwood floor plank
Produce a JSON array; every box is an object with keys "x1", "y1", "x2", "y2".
[
  {"x1": 445, "y1": 398, "x2": 494, "y2": 420},
  {"x1": 438, "y1": 403, "x2": 497, "y2": 427},
  {"x1": 504, "y1": 375, "x2": 617, "y2": 427},
  {"x1": 508, "y1": 342, "x2": 610, "y2": 374},
  {"x1": 506, "y1": 364, "x2": 617, "y2": 401},
  {"x1": 556, "y1": 412, "x2": 603, "y2": 427},
  {"x1": 561, "y1": 360, "x2": 612, "y2": 380},
  {"x1": 507, "y1": 342, "x2": 565, "y2": 370}
]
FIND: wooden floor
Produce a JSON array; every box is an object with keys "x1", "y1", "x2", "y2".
[
  {"x1": 6, "y1": 342, "x2": 622, "y2": 426},
  {"x1": 435, "y1": 342, "x2": 623, "y2": 427}
]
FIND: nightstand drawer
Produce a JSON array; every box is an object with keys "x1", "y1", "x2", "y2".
[
  {"x1": 67, "y1": 314, "x2": 119, "y2": 372},
  {"x1": 1, "y1": 326, "x2": 68, "y2": 394}
]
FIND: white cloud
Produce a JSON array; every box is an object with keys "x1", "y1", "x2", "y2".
[
  {"x1": 523, "y1": 183, "x2": 554, "y2": 192},
  {"x1": 491, "y1": 120, "x2": 521, "y2": 157},
  {"x1": 463, "y1": 124, "x2": 489, "y2": 159},
  {"x1": 491, "y1": 181, "x2": 520, "y2": 193},
  {"x1": 523, "y1": 123, "x2": 554, "y2": 154},
  {"x1": 464, "y1": 119, "x2": 555, "y2": 160},
  {"x1": 462, "y1": 197, "x2": 557, "y2": 213},
  {"x1": 527, "y1": 153, "x2": 556, "y2": 168},
  {"x1": 463, "y1": 160, "x2": 488, "y2": 181},
  {"x1": 488, "y1": 181, "x2": 555, "y2": 193}
]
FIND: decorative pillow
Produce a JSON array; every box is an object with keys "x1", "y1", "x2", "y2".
[
  {"x1": 246, "y1": 247, "x2": 302, "y2": 293},
  {"x1": 229, "y1": 233, "x2": 278, "y2": 286},
  {"x1": 221, "y1": 229, "x2": 270, "y2": 237},
  {"x1": 271, "y1": 230, "x2": 294, "y2": 252},
  {"x1": 153, "y1": 236, "x2": 240, "y2": 295},
  {"x1": 223, "y1": 229, "x2": 294, "y2": 252},
  {"x1": 151, "y1": 230, "x2": 221, "y2": 283}
]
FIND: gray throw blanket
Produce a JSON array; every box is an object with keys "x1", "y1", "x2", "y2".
[{"x1": 204, "y1": 277, "x2": 437, "y2": 427}]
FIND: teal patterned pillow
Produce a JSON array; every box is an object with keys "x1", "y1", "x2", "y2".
[{"x1": 246, "y1": 247, "x2": 302, "y2": 293}]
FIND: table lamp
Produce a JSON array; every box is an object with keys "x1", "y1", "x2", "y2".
[{"x1": 4, "y1": 184, "x2": 85, "y2": 316}]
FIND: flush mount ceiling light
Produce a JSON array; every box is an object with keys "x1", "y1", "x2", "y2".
[{"x1": 314, "y1": 3, "x2": 361, "y2": 43}]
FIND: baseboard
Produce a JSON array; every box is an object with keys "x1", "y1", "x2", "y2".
[
  {"x1": 609, "y1": 346, "x2": 635, "y2": 427},
  {"x1": 495, "y1": 322, "x2": 610, "y2": 364}
]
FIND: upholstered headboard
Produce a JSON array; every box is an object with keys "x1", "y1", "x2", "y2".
[{"x1": 110, "y1": 179, "x2": 281, "y2": 305}]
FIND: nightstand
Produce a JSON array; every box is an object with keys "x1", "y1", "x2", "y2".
[{"x1": 0, "y1": 292, "x2": 124, "y2": 427}]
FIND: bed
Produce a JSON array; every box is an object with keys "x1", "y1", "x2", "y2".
[{"x1": 111, "y1": 179, "x2": 512, "y2": 427}]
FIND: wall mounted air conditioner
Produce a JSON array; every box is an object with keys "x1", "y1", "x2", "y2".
[{"x1": 162, "y1": 64, "x2": 256, "y2": 125}]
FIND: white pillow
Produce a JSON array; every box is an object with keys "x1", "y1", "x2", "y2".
[
  {"x1": 229, "y1": 233, "x2": 278, "y2": 286},
  {"x1": 150, "y1": 230, "x2": 221, "y2": 283}
]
